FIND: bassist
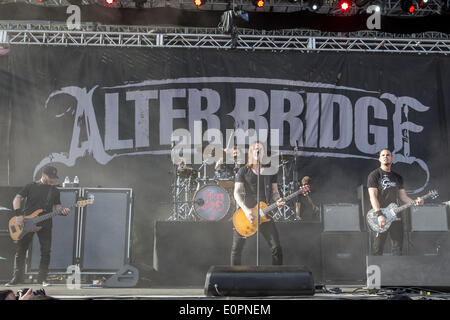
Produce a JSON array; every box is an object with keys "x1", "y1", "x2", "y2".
[
  {"x1": 6, "y1": 165, "x2": 70, "y2": 287},
  {"x1": 367, "y1": 149, "x2": 423, "y2": 255},
  {"x1": 231, "y1": 141, "x2": 285, "y2": 266}
]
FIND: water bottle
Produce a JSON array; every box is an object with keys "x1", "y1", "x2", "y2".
[
  {"x1": 63, "y1": 176, "x2": 70, "y2": 188},
  {"x1": 73, "y1": 176, "x2": 79, "y2": 187}
]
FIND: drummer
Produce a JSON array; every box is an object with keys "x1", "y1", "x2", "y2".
[{"x1": 214, "y1": 146, "x2": 243, "y2": 177}]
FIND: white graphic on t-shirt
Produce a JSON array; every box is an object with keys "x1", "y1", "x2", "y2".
[{"x1": 381, "y1": 175, "x2": 397, "y2": 190}]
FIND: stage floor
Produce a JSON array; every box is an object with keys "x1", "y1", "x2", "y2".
[{"x1": 2, "y1": 283, "x2": 450, "y2": 300}]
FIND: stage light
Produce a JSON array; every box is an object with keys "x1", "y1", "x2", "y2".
[
  {"x1": 194, "y1": 0, "x2": 205, "y2": 7},
  {"x1": 105, "y1": 0, "x2": 115, "y2": 5},
  {"x1": 339, "y1": 0, "x2": 351, "y2": 11},
  {"x1": 417, "y1": 0, "x2": 428, "y2": 7},
  {"x1": 401, "y1": 0, "x2": 416, "y2": 13},
  {"x1": 253, "y1": 0, "x2": 265, "y2": 8},
  {"x1": 309, "y1": 0, "x2": 323, "y2": 11}
]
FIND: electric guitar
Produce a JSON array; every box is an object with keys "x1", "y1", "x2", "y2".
[
  {"x1": 8, "y1": 198, "x2": 94, "y2": 241},
  {"x1": 366, "y1": 190, "x2": 438, "y2": 233},
  {"x1": 233, "y1": 185, "x2": 310, "y2": 237}
]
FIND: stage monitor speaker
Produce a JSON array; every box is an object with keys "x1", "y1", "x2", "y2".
[
  {"x1": 103, "y1": 264, "x2": 139, "y2": 288},
  {"x1": 204, "y1": 265, "x2": 315, "y2": 296},
  {"x1": 27, "y1": 188, "x2": 81, "y2": 273},
  {"x1": 410, "y1": 204, "x2": 448, "y2": 231},
  {"x1": 408, "y1": 231, "x2": 450, "y2": 256},
  {"x1": 80, "y1": 188, "x2": 133, "y2": 272},
  {"x1": 321, "y1": 232, "x2": 368, "y2": 285},
  {"x1": 367, "y1": 255, "x2": 450, "y2": 288},
  {"x1": 0, "y1": 186, "x2": 22, "y2": 232},
  {"x1": 323, "y1": 203, "x2": 361, "y2": 231},
  {"x1": 0, "y1": 233, "x2": 15, "y2": 282}
]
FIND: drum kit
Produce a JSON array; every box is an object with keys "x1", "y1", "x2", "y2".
[
  {"x1": 168, "y1": 149, "x2": 300, "y2": 222},
  {"x1": 168, "y1": 157, "x2": 239, "y2": 222}
]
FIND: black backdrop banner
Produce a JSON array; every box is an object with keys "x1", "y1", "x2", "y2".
[{"x1": 0, "y1": 46, "x2": 449, "y2": 266}]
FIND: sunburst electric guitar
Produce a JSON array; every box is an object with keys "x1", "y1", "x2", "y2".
[
  {"x1": 233, "y1": 185, "x2": 310, "y2": 237},
  {"x1": 8, "y1": 198, "x2": 94, "y2": 241}
]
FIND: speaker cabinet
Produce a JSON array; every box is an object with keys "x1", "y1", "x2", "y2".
[
  {"x1": 204, "y1": 265, "x2": 315, "y2": 296},
  {"x1": 0, "y1": 233, "x2": 15, "y2": 282},
  {"x1": 0, "y1": 186, "x2": 22, "y2": 232},
  {"x1": 27, "y1": 188, "x2": 81, "y2": 274},
  {"x1": 323, "y1": 203, "x2": 361, "y2": 231},
  {"x1": 408, "y1": 231, "x2": 450, "y2": 256},
  {"x1": 410, "y1": 204, "x2": 448, "y2": 231},
  {"x1": 80, "y1": 188, "x2": 133, "y2": 272},
  {"x1": 321, "y1": 232, "x2": 368, "y2": 284},
  {"x1": 367, "y1": 255, "x2": 450, "y2": 288}
]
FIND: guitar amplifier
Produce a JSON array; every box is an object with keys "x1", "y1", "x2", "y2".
[
  {"x1": 323, "y1": 203, "x2": 361, "y2": 231},
  {"x1": 79, "y1": 188, "x2": 133, "y2": 273},
  {"x1": 410, "y1": 204, "x2": 448, "y2": 231},
  {"x1": 321, "y1": 232, "x2": 368, "y2": 284},
  {"x1": 0, "y1": 232, "x2": 15, "y2": 282}
]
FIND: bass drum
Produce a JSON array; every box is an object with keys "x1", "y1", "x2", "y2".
[{"x1": 193, "y1": 184, "x2": 232, "y2": 221}]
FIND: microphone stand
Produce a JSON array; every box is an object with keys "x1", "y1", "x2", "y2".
[
  {"x1": 256, "y1": 148, "x2": 261, "y2": 267},
  {"x1": 293, "y1": 142, "x2": 299, "y2": 194}
]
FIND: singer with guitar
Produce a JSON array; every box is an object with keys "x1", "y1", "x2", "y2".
[
  {"x1": 231, "y1": 141, "x2": 285, "y2": 266},
  {"x1": 367, "y1": 149, "x2": 424, "y2": 256},
  {"x1": 5, "y1": 165, "x2": 70, "y2": 287}
]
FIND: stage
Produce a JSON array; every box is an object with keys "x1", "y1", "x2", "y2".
[{"x1": 2, "y1": 283, "x2": 450, "y2": 300}]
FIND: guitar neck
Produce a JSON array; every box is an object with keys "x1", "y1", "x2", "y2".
[
  {"x1": 262, "y1": 188, "x2": 306, "y2": 214},
  {"x1": 393, "y1": 192, "x2": 433, "y2": 214},
  {"x1": 33, "y1": 205, "x2": 75, "y2": 223}
]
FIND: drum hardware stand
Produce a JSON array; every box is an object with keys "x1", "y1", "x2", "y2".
[
  {"x1": 273, "y1": 158, "x2": 296, "y2": 221},
  {"x1": 168, "y1": 175, "x2": 198, "y2": 221}
]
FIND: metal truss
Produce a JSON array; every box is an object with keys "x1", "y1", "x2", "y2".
[
  {"x1": 1, "y1": 0, "x2": 448, "y2": 16},
  {"x1": 0, "y1": 23, "x2": 449, "y2": 54}
]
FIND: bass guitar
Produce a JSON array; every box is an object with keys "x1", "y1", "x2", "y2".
[
  {"x1": 366, "y1": 189, "x2": 438, "y2": 233},
  {"x1": 8, "y1": 197, "x2": 94, "y2": 241},
  {"x1": 233, "y1": 185, "x2": 310, "y2": 237}
]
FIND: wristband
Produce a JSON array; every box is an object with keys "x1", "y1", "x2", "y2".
[
  {"x1": 375, "y1": 210, "x2": 384, "y2": 218},
  {"x1": 14, "y1": 208, "x2": 23, "y2": 216}
]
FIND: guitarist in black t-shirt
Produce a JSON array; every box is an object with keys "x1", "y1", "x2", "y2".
[
  {"x1": 5, "y1": 165, "x2": 70, "y2": 287},
  {"x1": 231, "y1": 141, "x2": 285, "y2": 266},
  {"x1": 367, "y1": 149, "x2": 424, "y2": 255}
]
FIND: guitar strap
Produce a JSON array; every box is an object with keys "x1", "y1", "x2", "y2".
[
  {"x1": 264, "y1": 175, "x2": 271, "y2": 204},
  {"x1": 43, "y1": 183, "x2": 54, "y2": 212}
]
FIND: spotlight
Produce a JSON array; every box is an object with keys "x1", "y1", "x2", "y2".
[
  {"x1": 105, "y1": 0, "x2": 115, "y2": 5},
  {"x1": 339, "y1": 0, "x2": 352, "y2": 11},
  {"x1": 401, "y1": 0, "x2": 416, "y2": 13},
  {"x1": 417, "y1": 0, "x2": 428, "y2": 7},
  {"x1": 253, "y1": 0, "x2": 265, "y2": 7},
  {"x1": 194, "y1": 0, "x2": 205, "y2": 6},
  {"x1": 309, "y1": 0, "x2": 323, "y2": 10}
]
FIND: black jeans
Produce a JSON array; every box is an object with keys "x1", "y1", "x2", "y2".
[
  {"x1": 12, "y1": 224, "x2": 52, "y2": 283},
  {"x1": 371, "y1": 220, "x2": 403, "y2": 256},
  {"x1": 231, "y1": 220, "x2": 283, "y2": 265}
]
